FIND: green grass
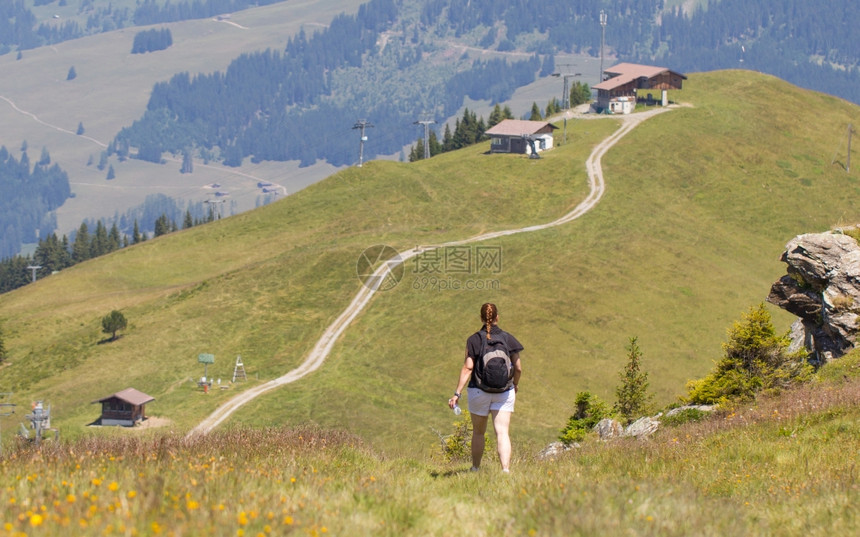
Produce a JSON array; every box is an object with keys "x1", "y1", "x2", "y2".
[
  {"x1": 0, "y1": 70, "x2": 859, "y2": 458},
  {"x1": 1, "y1": 371, "x2": 858, "y2": 536}
]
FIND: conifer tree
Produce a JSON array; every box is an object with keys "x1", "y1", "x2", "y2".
[
  {"x1": 72, "y1": 223, "x2": 91, "y2": 263},
  {"x1": 529, "y1": 102, "x2": 543, "y2": 121},
  {"x1": 132, "y1": 220, "x2": 142, "y2": 244},
  {"x1": 614, "y1": 337, "x2": 652, "y2": 424},
  {"x1": 93, "y1": 221, "x2": 108, "y2": 256},
  {"x1": 442, "y1": 124, "x2": 453, "y2": 152},
  {"x1": 488, "y1": 104, "x2": 503, "y2": 128},
  {"x1": 183, "y1": 210, "x2": 194, "y2": 229},
  {"x1": 154, "y1": 214, "x2": 170, "y2": 237},
  {"x1": 181, "y1": 149, "x2": 193, "y2": 174},
  {"x1": 108, "y1": 223, "x2": 121, "y2": 252}
]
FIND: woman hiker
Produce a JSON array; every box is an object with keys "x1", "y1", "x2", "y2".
[{"x1": 448, "y1": 303, "x2": 523, "y2": 472}]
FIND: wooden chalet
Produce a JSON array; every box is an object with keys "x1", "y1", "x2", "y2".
[
  {"x1": 593, "y1": 63, "x2": 686, "y2": 114},
  {"x1": 485, "y1": 119, "x2": 558, "y2": 155},
  {"x1": 93, "y1": 388, "x2": 154, "y2": 426}
]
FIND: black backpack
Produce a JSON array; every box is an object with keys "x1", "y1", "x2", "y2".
[{"x1": 474, "y1": 332, "x2": 513, "y2": 393}]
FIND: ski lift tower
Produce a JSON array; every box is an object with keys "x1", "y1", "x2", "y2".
[
  {"x1": 26, "y1": 264, "x2": 41, "y2": 283},
  {"x1": 24, "y1": 400, "x2": 52, "y2": 446},
  {"x1": 353, "y1": 119, "x2": 374, "y2": 167}
]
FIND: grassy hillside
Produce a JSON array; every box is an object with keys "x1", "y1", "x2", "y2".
[
  {"x1": 1, "y1": 355, "x2": 858, "y2": 536},
  {"x1": 0, "y1": 70, "x2": 859, "y2": 456}
]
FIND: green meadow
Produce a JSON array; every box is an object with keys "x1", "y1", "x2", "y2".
[
  {"x1": 1, "y1": 356, "x2": 858, "y2": 536},
  {"x1": 0, "y1": 69, "x2": 858, "y2": 453},
  {"x1": 1, "y1": 68, "x2": 859, "y2": 535}
]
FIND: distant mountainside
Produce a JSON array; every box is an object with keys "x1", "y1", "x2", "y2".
[
  {"x1": 0, "y1": 0, "x2": 858, "y2": 260},
  {"x1": 112, "y1": 0, "x2": 860, "y2": 170}
]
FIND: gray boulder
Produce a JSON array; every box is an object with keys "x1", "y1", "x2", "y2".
[
  {"x1": 538, "y1": 441, "x2": 578, "y2": 460},
  {"x1": 624, "y1": 416, "x2": 660, "y2": 438},
  {"x1": 767, "y1": 231, "x2": 860, "y2": 363},
  {"x1": 594, "y1": 418, "x2": 623, "y2": 440}
]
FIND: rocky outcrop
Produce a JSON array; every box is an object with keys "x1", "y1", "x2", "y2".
[
  {"x1": 537, "y1": 441, "x2": 578, "y2": 460},
  {"x1": 594, "y1": 417, "x2": 661, "y2": 440},
  {"x1": 767, "y1": 231, "x2": 860, "y2": 363}
]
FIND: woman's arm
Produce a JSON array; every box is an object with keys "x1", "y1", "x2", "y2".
[
  {"x1": 448, "y1": 356, "x2": 474, "y2": 409},
  {"x1": 510, "y1": 351, "x2": 522, "y2": 392}
]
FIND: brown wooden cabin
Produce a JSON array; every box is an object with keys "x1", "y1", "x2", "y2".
[{"x1": 93, "y1": 388, "x2": 154, "y2": 426}]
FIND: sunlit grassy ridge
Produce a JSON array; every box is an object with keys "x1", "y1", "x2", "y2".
[
  {"x1": 0, "y1": 70, "x2": 858, "y2": 456},
  {"x1": 1, "y1": 353, "x2": 858, "y2": 536}
]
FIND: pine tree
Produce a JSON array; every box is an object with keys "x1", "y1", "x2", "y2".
[
  {"x1": 442, "y1": 124, "x2": 453, "y2": 152},
  {"x1": 67, "y1": 66, "x2": 77, "y2": 80},
  {"x1": 106, "y1": 165, "x2": 116, "y2": 180},
  {"x1": 108, "y1": 223, "x2": 121, "y2": 252},
  {"x1": 154, "y1": 214, "x2": 170, "y2": 237},
  {"x1": 72, "y1": 223, "x2": 91, "y2": 263},
  {"x1": 77, "y1": 122, "x2": 85, "y2": 135},
  {"x1": 529, "y1": 102, "x2": 543, "y2": 121},
  {"x1": 93, "y1": 221, "x2": 108, "y2": 256},
  {"x1": 570, "y1": 81, "x2": 592, "y2": 107},
  {"x1": 488, "y1": 104, "x2": 503, "y2": 128},
  {"x1": 183, "y1": 210, "x2": 194, "y2": 229},
  {"x1": 408, "y1": 142, "x2": 423, "y2": 162},
  {"x1": 614, "y1": 336, "x2": 652, "y2": 424},
  {"x1": 132, "y1": 220, "x2": 142, "y2": 244},
  {"x1": 181, "y1": 149, "x2": 193, "y2": 173}
]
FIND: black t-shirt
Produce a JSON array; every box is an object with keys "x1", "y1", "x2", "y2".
[{"x1": 466, "y1": 325, "x2": 524, "y2": 389}]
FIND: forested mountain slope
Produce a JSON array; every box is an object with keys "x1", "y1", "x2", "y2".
[{"x1": 1, "y1": 0, "x2": 857, "y2": 260}]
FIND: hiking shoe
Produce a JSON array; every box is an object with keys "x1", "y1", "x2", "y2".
[{"x1": 470, "y1": 466, "x2": 480, "y2": 472}]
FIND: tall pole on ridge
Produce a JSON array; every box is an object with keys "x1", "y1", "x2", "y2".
[
  {"x1": 599, "y1": 10, "x2": 607, "y2": 84},
  {"x1": 353, "y1": 119, "x2": 374, "y2": 167},
  {"x1": 414, "y1": 119, "x2": 436, "y2": 160},
  {"x1": 26, "y1": 265, "x2": 41, "y2": 283}
]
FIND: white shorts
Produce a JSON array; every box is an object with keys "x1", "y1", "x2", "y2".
[{"x1": 467, "y1": 387, "x2": 516, "y2": 416}]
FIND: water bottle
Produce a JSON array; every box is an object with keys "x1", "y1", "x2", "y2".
[{"x1": 453, "y1": 404, "x2": 462, "y2": 416}]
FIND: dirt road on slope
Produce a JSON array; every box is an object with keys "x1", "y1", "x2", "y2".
[{"x1": 188, "y1": 106, "x2": 673, "y2": 436}]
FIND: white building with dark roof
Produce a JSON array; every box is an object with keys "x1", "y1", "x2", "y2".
[{"x1": 484, "y1": 119, "x2": 558, "y2": 155}]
